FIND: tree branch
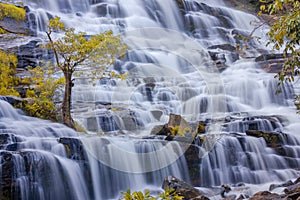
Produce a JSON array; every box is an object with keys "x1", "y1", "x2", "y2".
[{"x1": 46, "y1": 31, "x2": 62, "y2": 71}]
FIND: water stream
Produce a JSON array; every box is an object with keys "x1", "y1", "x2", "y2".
[{"x1": 1, "y1": 0, "x2": 300, "y2": 199}]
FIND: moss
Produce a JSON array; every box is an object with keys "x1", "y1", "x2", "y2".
[
  {"x1": 176, "y1": 0, "x2": 184, "y2": 9},
  {"x1": 74, "y1": 122, "x2": 88, "y2": 133},
  {"x1": 0, "y1": 2, "x2": 26, "y2": 21},
  {"x1": 197, "y1": 122, "x2": 206, "y2": 134},
  {"x1": 0, "y1": 27, "x2": 8, "y2": 34},
  {"x1": 63, "y1": 144, "x2": 71, "y2": 157}
]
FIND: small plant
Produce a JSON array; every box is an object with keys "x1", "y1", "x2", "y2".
[
  {"x1": 170, "y1": 126, "x2": 191, "y2": 136},
  {"x1": 120, "y1": 189, "x2": 184, "y2": 200}
]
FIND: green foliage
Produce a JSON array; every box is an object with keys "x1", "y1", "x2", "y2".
[
  {"x1": 0, "y1": 2, "x2": 26, "y2": 21},
  {"x1": 259, "y1": 0, "x2": 300, "y2": 91},
  {"x1": 0, "y1": 50, "x2": 20, "y2": 96},
  {"x1": 120, "y1": 189, "x2": 184, "y2": 200}
]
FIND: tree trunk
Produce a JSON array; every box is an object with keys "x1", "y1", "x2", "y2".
[{"x1": 62, "y1": 71, "x2": 75, "y2": 129}]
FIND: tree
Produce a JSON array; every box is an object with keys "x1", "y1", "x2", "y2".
[
  {"x1": 259, "y1": 0, "x2": 299, "y2": 92},
  {"x1": 44, "y1": 17, "x2": 127, "y2": 128}
]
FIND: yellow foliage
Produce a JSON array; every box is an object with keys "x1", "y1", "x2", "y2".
[
  {"x1": 21, "y1": 65, "x2": 64, "y2": 121},
  {"x1": 261, "y1": 0, "x2": 300, "y2": 91},
  {"x1": 170, "y1": 126, "x2": 190, "y2": 136},
  {"x1": 0, "y1": 50, "x2": 20, "y2": 96},
  {"x1": 0, "y1": 2, "x2": 26, "y2": 21},
  {"x1": 44, "y1": 17, "x2": 128, "y2": 80},
  {"x1": 0, "y1": 27, "x2": 8, "y2": 34},
  {"x1": 121, "y1": 188, "x2": 183, "y2": 200}
]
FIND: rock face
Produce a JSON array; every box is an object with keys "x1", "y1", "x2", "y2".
[
  {"x1": 208, "y1": 44, "x2": 240, "y2": 72},
  {"x1": 255, "y1": 53, "x2": 287, "y2": 73},
  {"x1": 0, "y1": 3, "x2": 51, "y2": 69},
  {"x1": 151, "y1": 114, "x2": 206, "y2": 139},
  {"x1": 162, "y1": 176, "x2": 209, "y2": 200},
  {"x1": 250, "y1": 177, "x2": 300, "y2": 200},
  {"x1": 0, "y1": 16, "x2": 34, "y2": 36},
  {"x1": 249, "y1": 191, "x2": 282, "y2": 200},
  {"x1": 15, "y1": 39, "x2": 53, "y2": 68},
  {"x1": 246, "y1": 130, "x2": 284, "y2": 148}
]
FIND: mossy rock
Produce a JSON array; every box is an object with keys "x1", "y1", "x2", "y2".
[
  {"x1": 246, "y1": 130, "x2": 282, "y2": 148},
  {"x1": 0, "y1": 3, "x2": 26, "y2": 21}
]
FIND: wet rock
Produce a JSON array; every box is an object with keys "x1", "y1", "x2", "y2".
[
  {"x1": 0, "y1": 151, "x2": 17, "y2": 199},
  {"x1": 255, "y1": 53, "x2": 286, "y2": 62},
  {"x1": 197, "y1": 122, "x2": 206, "y2": 134},
  {"x1": 245, "y1": 130, "x2": 283, "y2": 148},
  {"x1": 207, "y1": 44, "x2": 239, "y2": 71},
  {"x1": 208, "y1": 44, "x2": 236, "y2": 52},
  {"x1": 59, "y1": 137, "x2": 86, "y2": 160},
  {"x1": 162, "y1": 176, "x2": 209, "y2": 200},
  {"x1": 284, "y1": 182, "x2": 300, "y2": 195},
  {"x1": 151, "y1": 110, "x2": 163, "y2": 121},
  {"x1": 249, "y1": 191, "x2": 282, "y2": 200},
  {"x1": 208, "y1": 51, "x2": 229, "y2": 72},
  {"x1": 184, "y1": 144, "x2": 201, "y2": 186},
  {"x1": 0, "y1": 16, "x2": 33, "y2": 36},
  {"x1": 152, "y1": 114, "x2": 191, "y2": 137},
  {"x1": 0, "y1": 95, "x2": 33, "y2": 105},
  {"x1": 0, "y1": 133, "x2": 23, "y2": 150},
  {"x1": 269, "y1": 180, "x2": 294, "y2": 191},
  {"x1": 255, "y1": 53, "x2": 287, "y2": 73},
  {"x1": 86, "y1": 116, "x2": 98, "y2": 132},
  {"x1": 15, "y1": 39, "x2": 53, "y2": 68},
  {"x1": 1, "y1": 35, "x2": 53, "y2": 69}
]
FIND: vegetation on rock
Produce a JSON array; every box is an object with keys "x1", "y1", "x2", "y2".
[
  {"x1": 43, "y1": 17, "x2": 127, "y2": 128},
  {"x1": 19, "y1": 65, "x2": 64, "y2": 121},
  {"x1": 0, "y1": 50, "x2": 62, "y2": 121},
  {"x1": 0, "y1": 2, "x2": 26, "y2": 21},
  {"x1": 0, "y1": 50, "x2": 20, "y2": 96},
  {"x1": 120, "y1": 189, "x2": 184, "y2": 200}
]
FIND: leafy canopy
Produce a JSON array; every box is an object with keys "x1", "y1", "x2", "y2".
[
  {"x1": 259, "y1": 0, "x2": 300, "y2": 90},
  {"x1": 43, "y1": 16, "x2": 128, "y2": 80}
]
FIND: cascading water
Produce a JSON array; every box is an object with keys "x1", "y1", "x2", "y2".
[{"x1": 1, "y1": 0, "x2": 300, "y2": 199}]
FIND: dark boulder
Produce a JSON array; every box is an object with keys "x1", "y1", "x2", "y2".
[
  {"x1": 152, "y1": 114, "x2": 190, "y2": 137},
  {"x1": 59, "y1": 137, "x2": 86, "y2": 160},
  {"x1": 249, "y1": 191, "x2": 282, "y2": 200},
  {"x1": 208, "y1": 44, "x2": 236, "y2": 52},
  {"x1": 255, "y1": 53, "x2": 288, "y2": 73},
  {"x1": 208, "y1": 51, "x2": 229, "y2": 72},
  {"x1": 207, "y1": 44, "x2": 239, "y2": 71},
  {"x1": 162, "y1": 176, "x2": 209, "y2": 200},
  {"x1": 269, "y1": 180, "x2": 294, "y2": 191}
]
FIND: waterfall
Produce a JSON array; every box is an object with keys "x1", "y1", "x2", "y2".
[{"x1": 1, "y1": 0, "x2": 300, "y2": 199}]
